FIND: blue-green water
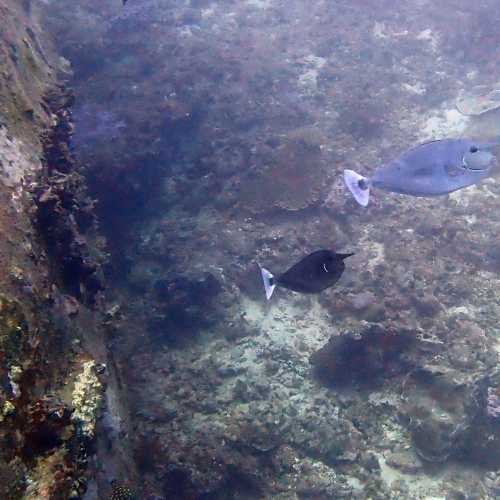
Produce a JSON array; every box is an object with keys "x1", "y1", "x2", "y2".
[{"x1": 42, "y1": 0, "x2": 500, "y2": 498}]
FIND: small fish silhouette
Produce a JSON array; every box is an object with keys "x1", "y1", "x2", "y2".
[{"x1": 259, "y1": 250, "x2": 353, "y2": 300}]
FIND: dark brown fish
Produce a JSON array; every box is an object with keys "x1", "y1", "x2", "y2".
[{"x1": 259, "y1": 250, "x2": 353, "y2": 300}]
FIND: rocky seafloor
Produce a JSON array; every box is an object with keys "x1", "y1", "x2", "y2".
[{"x1": 2, "y1": 0, "x2": 500, "y2": 498}]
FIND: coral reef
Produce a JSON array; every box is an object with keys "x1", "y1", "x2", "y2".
[
  {"x1": 487, "y1": 386, "x2": 500, "y2": 419},
  {"x1": 236, "y1": 139, "x2": 325, "y2": 213},
  {"x1": 71, "y1": 360, "x2": 103, "y2": 439},
  {"x1": 110, "y1": 481, "x2": 136, "y2": 500},
  {"x1": 149, "y1": 272, "x2": 222, "y2": 344},
  {"x1": 310, "y1": 324, "x2": 417, "y2": 389},
  {"x1": 0, "y1": 1, "x2": 136, "y2": 497},
  {"x1": 36, "y1": 0, "x2": 500, "y2": 498},
  {"x1": 33, "y1": 87, "x2": 105, "y2": 306}
]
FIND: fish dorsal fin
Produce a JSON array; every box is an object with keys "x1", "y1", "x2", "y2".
[
  {"x1": 394, "y1": 139, "x2": 448, "y2": 165},
  {"x1": 403, "y1": 139, "x2": 442, "y2": 155}
]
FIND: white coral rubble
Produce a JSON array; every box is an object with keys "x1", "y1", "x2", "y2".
[{"x1": 71, "y1": 360, "x2": 103, "y2": 438}]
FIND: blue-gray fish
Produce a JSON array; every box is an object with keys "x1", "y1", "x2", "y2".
[
  {"x1": 259, "y1": 250, "x2": 353, "y2": 300},
  {"x1": 344, "y1": 139, "x2": 498, "y2": 206}
]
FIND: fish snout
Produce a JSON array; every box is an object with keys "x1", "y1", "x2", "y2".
[
  {"x1": 339, "y1": 252, "x2": 355, "y2": 260},
  {"x1": 462, "y1": 149, "x2": 496, "y2": 171}
]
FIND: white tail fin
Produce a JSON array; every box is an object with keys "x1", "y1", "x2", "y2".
[
  {"x1": 343, "y1": 169, "x2": 370, "y2": 207},
  {"x1": 258, "y1": 264, "x2": 276, "y2": 300}
]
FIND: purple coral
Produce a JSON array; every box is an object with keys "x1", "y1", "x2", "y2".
[{"x1": 486, "y1": 387, "x2": 500, "y2": 419}]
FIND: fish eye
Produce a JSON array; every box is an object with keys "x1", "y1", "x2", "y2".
[{"x1": 469, "y1": 146, "x2": 478, "y2": 153}]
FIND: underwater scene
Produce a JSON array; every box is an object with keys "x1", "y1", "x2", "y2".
[{"x1": 0, "y1": 0, "x2": 500, "y2": 498}]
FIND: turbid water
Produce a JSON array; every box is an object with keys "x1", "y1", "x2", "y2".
[{"x1": 10, "y1": 0, "x2": 499, "y2": 497}]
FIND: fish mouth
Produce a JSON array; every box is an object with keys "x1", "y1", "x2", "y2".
[
  {"x1": 461, "y1": 162, "x2": 489, "y2": 172},
  {"x1": 460, "y1": 152, "x2": 496, "y2": 172}
]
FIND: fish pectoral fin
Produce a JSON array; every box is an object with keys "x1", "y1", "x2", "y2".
[{"x1": 444, "y1": 164, "x2": 466, "y2": 178}]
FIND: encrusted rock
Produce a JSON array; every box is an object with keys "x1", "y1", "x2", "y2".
[
  {"x1": 71, "y1": 360, "x2": 103, "y2": 438},
  {"x1": 237, "y1": 140, "x2": 325, "y2": 213},
  {"x1": 385, "y1": 449, "x2": 423, "y2": 474},
  {"x1": 311, "y1": 325, "x2": 417, "y2": 389}
]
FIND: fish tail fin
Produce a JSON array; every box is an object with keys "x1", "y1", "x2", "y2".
[
  {"x1": 258, "y1": 263, "x2": 276, "y2": 300},
  {"x1": 343, "y1": 169, "x2": 371, "y2": 207}
]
